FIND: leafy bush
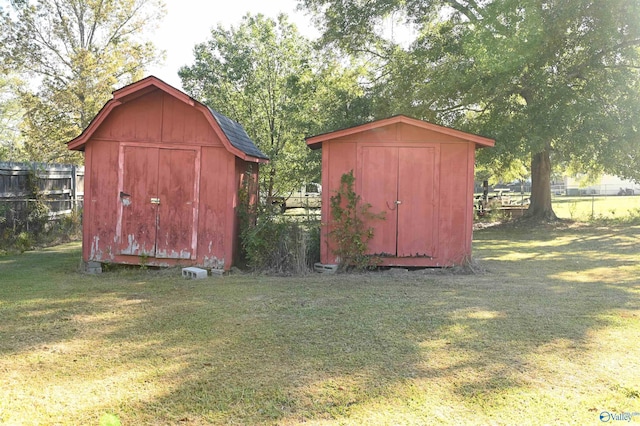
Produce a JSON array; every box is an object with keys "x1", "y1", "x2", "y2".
[
  {"x1": 15, "y1": 232, "x2": 33, "y2": 253},
  {"x1": 329, "y1": 170, "x2": 385, "y2": 271},
  {"x1": 237, "y1": 172, "x2": 320, "y2": 274},
  {"x1": 47, "y1": 207, "x2": 82, "y2": 241},
  {"x1": 241, "y1": 214, "x2": 319, "y2": 274},
  {"x1": 306, "y1": 222, "x2": 321, "y2": 267},
  {"x1": 24, "y1": 170, "x2": 50, "y2": 236}
]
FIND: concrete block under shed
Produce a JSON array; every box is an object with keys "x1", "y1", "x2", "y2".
[
  {"x1": 314, "y1": 263, "x2": 338, "y2": 274},
  {"x1": 83, "y1": 261, "x2": 102, "y2": 274},
  {"x1": 182, "y1": 267, "x2": 208, "y2": 279}
]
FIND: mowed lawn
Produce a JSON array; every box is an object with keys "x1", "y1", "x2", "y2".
[
  {"x1": 553, "y1": 195, "x2": 640, "y2": 221},
  {"x1": 1, "y1": 223, "x2": 639, "y2": 425}
]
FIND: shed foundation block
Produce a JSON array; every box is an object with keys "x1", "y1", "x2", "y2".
[
  {"x1": 314, "y1": 263, "x2": 338, "y2": 274},
  {"x1": 83, "y1": 261, "x2": 102, "y2": 274},
  {"x1": 182, "y1": 267, "x2": 208, "y2": 279}
]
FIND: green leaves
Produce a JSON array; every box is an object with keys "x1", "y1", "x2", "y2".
[
  {"x1": 179, "y1": 13, "x2": 372, "y2": 199},
  {"x1": 329, "y1": 171, "x2": 385, "y2": 271},
  {"x1": 180, "y1": 14, "x2": 314, "y2": 197},
  {"x1": 1, "y1": 0, "x2": 165, "y2": 163},
  {"x1": 303, "y1": 0, "x2": 640, "y2": 218}
]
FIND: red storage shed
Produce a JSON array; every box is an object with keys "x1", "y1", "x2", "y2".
[
  {"x1": 68, "y1": 76, "x2": 268, "y2": 270},
  {"x1": 306, "y1": 115, "x2": 494, "y2": 268}
]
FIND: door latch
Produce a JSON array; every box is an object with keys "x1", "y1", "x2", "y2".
[{"x1": 150, "y1": 197, "x2": 160, "y2": 204}]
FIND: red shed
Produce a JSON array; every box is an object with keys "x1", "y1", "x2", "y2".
[
  {"x1": 306, "y1": 115, "x2": 494, "y2": 267},
  {"x1": 68, "y1": 76, "x2": 268, "y2": 270}
]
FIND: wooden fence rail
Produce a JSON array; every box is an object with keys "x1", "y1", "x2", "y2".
[{"x1": 0, "y1": 162, "x2": 84, "y2": 232}]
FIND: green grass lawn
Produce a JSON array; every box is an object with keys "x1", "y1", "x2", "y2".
[
  {"x1": 552, "y1": 195, "x2": 640, "y2": 221},
  {"x1": 1, "y1": 223, "x2": 639, "y2": 425}
]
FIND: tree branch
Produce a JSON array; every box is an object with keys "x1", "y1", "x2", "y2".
[{"x1": 567, "y1": 38, "x2": 640, "y2": 80}]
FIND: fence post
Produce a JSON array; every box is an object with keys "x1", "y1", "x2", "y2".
[{"x1": 72, "y1": 164, "x2": 77, "y2": 212}]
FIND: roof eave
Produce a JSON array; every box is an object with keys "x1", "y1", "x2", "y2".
[
  {"x1": 67, "y1": 76, "x2": 270, "y2": 162},
  {"x1": 67, "y1": 99, "x2": 122, "y2": 151},
  {"x1": 305, "y1": 115, "x2": 495, "y2": 149}
]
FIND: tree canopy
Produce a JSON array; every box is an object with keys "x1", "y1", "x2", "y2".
[
  {"x1": 179, "y1": 13, "x2": 371, "y2": 199},
  {"x1": 0, "y1": 73, "x2": 24, "y2": 160},
  {"x1": 300, "y1": 0, "x2": 640, "y2": 219},
  {"x1": 1, "y1": 0, "x2": 165, "y2": 163}
]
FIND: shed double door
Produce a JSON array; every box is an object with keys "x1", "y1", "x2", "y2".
[
  {"x1": 360, "y1": 146, "x2": 437, "y2": 258},
  {"x1": 117, "y1": 146, "x2": 198, "y2": 259}
]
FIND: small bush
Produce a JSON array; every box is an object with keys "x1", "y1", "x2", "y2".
[
  {"x1": 25, "y1": 171, "x2": 50, "y2": 237},
  {"x1": 329, "y1": 171, "x2": 385, "y2": 271},
  {"x1": 15, "y1": 232, "x2": 33, "y2": 253},
  {"x1": 59, "y1": 208, "x2": 83, "y2": 236},
  {"x1": 241, "y1": 214, "x2": 319, "y2": 274},
  {"x1": 237, "y1": 173, "x2": 320, "y2": 274},
  {"x1": 306, "y1": 222, "x2": 321, "y2": 267}
]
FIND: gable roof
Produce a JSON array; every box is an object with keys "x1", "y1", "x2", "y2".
[
  {"x1": 305, "y1": 115, "x2": 495, "y2": 149},
  {"x1": 67, "y1": 76, "x2": 268, "y2": 162}
]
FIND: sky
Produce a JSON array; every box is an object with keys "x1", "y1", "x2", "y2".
[{"x1": 146, "y1": 0, "x2": 319, "y2": 90}]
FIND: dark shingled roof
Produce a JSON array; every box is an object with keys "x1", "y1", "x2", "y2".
[{"x1": 209, "y1": 108, "x2": 268, "y2": 160}]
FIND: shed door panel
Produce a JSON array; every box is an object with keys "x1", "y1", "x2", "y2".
[
  {"x1": 360, "y1": 146, "x2": 398, "y2": 256},
  {"x1": 119, "y1": 146, "x2": 159, "y2": 256},
  {"x1": 156, "y1": 149, "x2": 197, "y2": 259},
  {"x1": 359, "y1": 145, "x2": 437, "y2": 258},
  {"x1": 118, "y1": 146, "x2": 198, "y2": 259},
  {"x1": 397, "y1": 147, "x2": 436, "y2": 257}
]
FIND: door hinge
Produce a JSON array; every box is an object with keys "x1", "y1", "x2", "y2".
[{"x1": 150, "y1": 197, "x2": 160, "y2": 204}]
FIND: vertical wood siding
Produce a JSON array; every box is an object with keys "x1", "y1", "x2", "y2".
[
  {"x1": 317, "y1": 120, "x2": 486, "y2": 267},
  {"x1": 80, "y1": 87, "x2": 253, "y2": 270}
]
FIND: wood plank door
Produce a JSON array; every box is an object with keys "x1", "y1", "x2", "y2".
[
  {"x1": 360, "y1": 146, "x2": 398, "y2": 256},
  {"x1": 118, "y1": 146, "x2": 198, "y2": 259},
  {"x1": 118, "y1": 146, "x2": 159, "y2": 256},
  {"x1": 155, "y1": 148, "x2": 198, "y2": 259},
  {"x1": 396, "y1": 147, "x2": 436, "y2": 257},
  {"x1": 359, "y1": 145, "x2": 437, "y2": 258}
]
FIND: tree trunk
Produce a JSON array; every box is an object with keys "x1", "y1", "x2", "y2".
[
  {"x1": 267, "y1": 166, "x2": 276, "y2": 198},
  {"x1": 526, "y1": 149, "x2": 558, "y2": 220}
]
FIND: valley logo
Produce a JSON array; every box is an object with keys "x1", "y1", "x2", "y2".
[{"x1": 600, "y1": 411, "x2": 640, "y2": 422}]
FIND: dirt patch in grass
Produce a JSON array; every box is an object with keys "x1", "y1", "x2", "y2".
[{"x1": 1, "y1": 225, "x2": 639, "y2": 425}]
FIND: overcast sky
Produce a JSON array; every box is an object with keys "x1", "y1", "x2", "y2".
[{"x1": 146, "y1": 0, "x2": 319, "y2": 89}]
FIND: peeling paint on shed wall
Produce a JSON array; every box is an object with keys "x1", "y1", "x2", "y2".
[
  {"x1": 68, "y1": 76, "x2": 267, "y2": 270},
  {"x1": 115, "y1": 145, "x2": 199, "y2": 260},
  {"x1": 83, "y1": 139, "x2": 120, "y2": 263}
]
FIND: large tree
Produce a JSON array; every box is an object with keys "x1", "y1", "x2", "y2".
[
  {"x1": 179, "y1": 13, "x2": 371, "y2": 199},
  {"x1": 0, "y1": 73, "x2": 25, "y2": 160},
  {"x1": 301, "y1": 0, "x2": 640, "y2": 220},
  {"x1": 1, "y1": 0, "x2": 165, "y2": 163}
]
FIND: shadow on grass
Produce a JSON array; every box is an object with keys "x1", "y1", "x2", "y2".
[
  {"x1": 102, "y1": 226, "x2": 639, "y2": 423},
  {"x1": 1, "y1": 226, "x2": 639, "y2": 424}
]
